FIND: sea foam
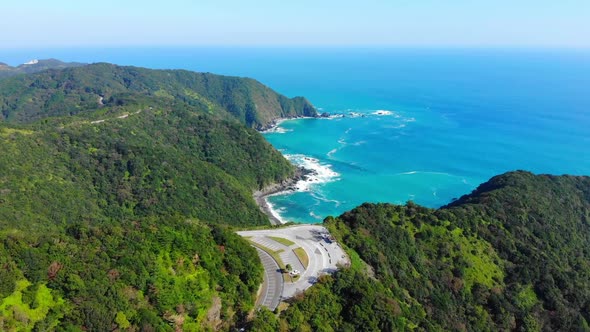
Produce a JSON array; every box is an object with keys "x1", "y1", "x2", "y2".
[
  {"x1": 285, "y1": 154, "x2": 340, "y2": 192},
  {"x1": 261, "y1": 119, "x2": 292, "y2": 134},
  {"x1": 372, "y1": 110, "x2": 401, "y2": 117},
  {"x1": 395, "y1": 171, "x2": 453, "y2": 176},
  {"x1": 264, "y1": 154, "x2": 340, "y2": 223},
  {"x1": 264, "y1": 126, "x2": 291, "y2": 134},
  {"x1": 327, "y1": 148, "x2": 339, "y2": 158},
  {"x1": 264, "y1": 199, "x2": 287, "y2": 224}
]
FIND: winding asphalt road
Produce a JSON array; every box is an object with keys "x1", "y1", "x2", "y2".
[
  {"x1": 239, "y1": 225, "x2": 349, "y2": 310},
  {"x1": 255, "y1": 248, "x2": 283, "y2": 310}
]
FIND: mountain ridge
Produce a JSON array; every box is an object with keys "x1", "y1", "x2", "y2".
[
  {"x1": 0, "y1": 58, "x2": 85, "y2": 79},
  {"x1": 0, "y1": 62, "x2": 317, "y2": 128}
]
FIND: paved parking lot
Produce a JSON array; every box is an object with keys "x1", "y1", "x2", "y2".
[
  {"x1": 238, "y1": 225, "x2": 349, "y2": 308},
  {"x1": 249, "y1": 236, "x2": 305, "y2": 274}
]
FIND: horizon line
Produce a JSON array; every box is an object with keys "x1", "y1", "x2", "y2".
[{"x1": 2, "y1": 44, "x2": 590, "y2": 51}]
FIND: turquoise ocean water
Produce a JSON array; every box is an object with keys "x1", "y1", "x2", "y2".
[{"x1": 3, "y1": 48, "x2": 590, "y2": 222}]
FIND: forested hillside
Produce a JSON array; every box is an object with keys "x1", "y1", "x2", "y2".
[
  {"x1": 0, "y1": 217, "x2": 263, "y2": 331},
  {"x1": 0, "y1": 63, "x2": 304, "y2": 330},
  {"x1": 2, "y1": 63, "x2": 589, "y2": 331},
  {"x1": 0, "y1": 59, "x2": 84, "y2": 79},
  {"x1": 268, "y1": 171, "x2": 590, "y2": 331},
  {"x1": 0, "y1": 63, "x2": 316, "y2": 128},
  {"x1": 0, "y1": 99, "x2": 296, "y2": 329},
  {"x1": 0, "y1": 105, "x2": 294, "y2": 228}
]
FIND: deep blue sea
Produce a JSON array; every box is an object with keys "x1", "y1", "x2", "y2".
[{"x1": 3, "y1": 47, "x2": 590, "y2": 223}]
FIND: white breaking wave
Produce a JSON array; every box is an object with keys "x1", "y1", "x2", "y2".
[
  {"x1": 373, "y1": 110, "x2": 393, "y2": 116},
  {"x1": 372, "y1": 109, "x2": 401, "y2": 117},
  {"x1": 264, "y1": 199, "x2": 287, "y2": 224},
  {"x1": 261, "y1": 118, "x2": 292, "y2": 134},
  {"x1": 324, "y1": 114, "x2": 345, "y2": 120},
  {"x1": 347, "y1": 112, "x2": 364, "y2": 118},
  {"x1": 285, "y1": 154, "x2": 340, "y2": 192},
  {"x1": 327, "y1": 148, "x2": 339, "y2": 158},
  {"x1": 383, "y1": 124, "x2": 407, "y2": 129},
  {"x1": 264, "y1": 154, "x2": 340, "y2": 223},
  {"x1": 396, "y1": 171, "x2": 453, "y2": 176},
  {"x1": 264, "y1": 126, "x2": 292, "y2": 134},
  {"x1": 309, "y1": 211, "x2": 322, "y2": 220},
  {"x1": 311, "y1": 192, "x2": 342, "y2": 207}
]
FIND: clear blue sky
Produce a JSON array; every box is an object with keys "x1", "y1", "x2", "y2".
[{"x1": 2, "y1": 0, "x2": 589, "y2": 48}]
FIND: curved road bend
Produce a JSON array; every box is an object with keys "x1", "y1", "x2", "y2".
[{"x1": 255, "y1": 248, "x2": 283, "y2": 311}]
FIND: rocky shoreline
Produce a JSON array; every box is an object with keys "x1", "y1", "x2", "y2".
[
  {"x1": 255, "y1": 116, "x2": 321, "y2": 225},
  {"x1": 254, "y1": 166, "x2": 316, "y2": 225},
  {"x1": 257, "y1": 115, "x2": 319, "y2": 132},
  {"x1": 258, "y1": 112, "x2": 367, "y2": 132}
]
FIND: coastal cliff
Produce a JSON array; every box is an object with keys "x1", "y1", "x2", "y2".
[{"x1": 0, "y1": 62, "x2": 317, "y2": 127}]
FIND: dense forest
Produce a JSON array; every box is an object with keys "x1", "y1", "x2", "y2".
[
  {"x1": 0, "y1": 63, "x2": 310, "y2": 330},
  {"x1": 0, "y1": 107, "x2": 294, "y2": 229},
  {"x1": 1, "y1": 63, "x2": 590, "y2": 331},
  {"x1": 0, "y1": 63, "x2": 316, "y2": 128},
  {"x1": 0, "y1": 217, "x2": 263, "y2": 331},
  {"x1": 266, "y1": 171, "x2": 590, "y2": 331}
]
